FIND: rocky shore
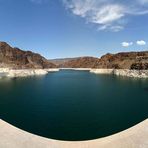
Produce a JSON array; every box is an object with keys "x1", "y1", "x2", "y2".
[
  {"x1": 60, "y1": 68, "x2": 148, "y2": 78},
  {"x1": 0, "y1": 68, "x2": 148, "y2": 78},
  {"x1": 90, "y1": 69, "x2": 148, "y2": 78},
  {"x1": 0, "y1": 41, "x2": 148, "y2": 78},
  {"x1": 0, "y1": 68, "x2": 59, "y2": 78}
]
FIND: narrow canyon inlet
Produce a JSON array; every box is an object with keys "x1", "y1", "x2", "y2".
[{"x1": 0, "y1": 70, "x2": 148, "y2": 141}]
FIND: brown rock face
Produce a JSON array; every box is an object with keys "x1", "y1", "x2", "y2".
[
  {"x1": 0, "y1": 42, "x2": 56, "y2": 69},
  {"x1": 94, "y1": 52, "x2": 148, "y2": 69},
  {"x1": 1, "y1": 41, "x2": 147, "y2": 70},
  {"x1": 59, "y1": 57, "x2": 99, "y2": 68},
  {"x1": 131, "y1": 63, "x2": 148, "y2": 70},
  {"x1": 59, "y1": 51, "x2": 148, "y2": 70}
]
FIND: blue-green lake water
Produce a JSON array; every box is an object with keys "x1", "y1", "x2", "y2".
[{"x1": 0, "y1": 70, "x2": 148, "y2": 141}]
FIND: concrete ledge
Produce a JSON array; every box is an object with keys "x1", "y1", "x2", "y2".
[{"x1": 0, "y1": 119, "x2": 148, "y2": 148}]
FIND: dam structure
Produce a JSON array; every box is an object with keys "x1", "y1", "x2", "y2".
[{"x1": 0, "y1": 119, "x2": 148, "y2": 148}]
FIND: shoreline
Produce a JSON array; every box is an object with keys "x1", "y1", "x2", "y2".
[
  {"x1": 0, "y1": 68, "x2": 59, "y2": 78},
  {"x1": 59, "y1": 68, "x2": 91, "y2": 71},
  {"x1": 90, "y1": 69, "x2": 148, "y2": 78},
  {"x1": 60, "y1": 68, "x2": 148, "y2": 78},
  {"x1": 0, "y1": 68, "x2": 148, "y2": 78}
]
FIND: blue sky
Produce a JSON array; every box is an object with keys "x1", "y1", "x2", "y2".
[{"x1": 0, "y1": 0, "x2": 148, "y2": 59}]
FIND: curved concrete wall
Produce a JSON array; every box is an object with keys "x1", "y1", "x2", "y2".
[{"x1": 0, "y1": 119, "x2": 148, "y2": 148}]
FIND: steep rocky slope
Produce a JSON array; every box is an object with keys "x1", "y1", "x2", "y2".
[
  {"x1": 0, "y1": 42, "x2": 56, "y2": 69},
  {"x1": 59, "y1": 51, "x2": 148, "y2": 70},
  {"x1": 94, "y1": 52, "x2": 148, "y2": 69},
  {"x1": 1, "y1": 41, "x2": 147, "y2": 70},
  {"x1": 59, "y1": 57, "x2": 99, "y2": 68}
]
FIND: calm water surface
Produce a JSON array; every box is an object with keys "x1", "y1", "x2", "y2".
[{"x1": 0, "y1": 70, "x2": 148, "y2": 141}]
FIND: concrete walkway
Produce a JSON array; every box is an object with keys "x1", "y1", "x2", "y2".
[{"x1": 0, "y1": 119, "x2": 148, "y2": 148}]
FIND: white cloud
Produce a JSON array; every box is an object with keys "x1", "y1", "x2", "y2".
[
  {"x1": 121, "y1": 42, "x2": 133, "y2": 47},
  {"x1": 90, "y1": 4, "x2": 125, "y2": 24},
  {"x1": 136, "y1": 40, "x2": 146, "y2": 45},
  {"x1": 63, "y1": 0, "x2": 148, "y2": 32},
  {"x1": 98, "y1": 25, "x2": 124, "y2": 32}
]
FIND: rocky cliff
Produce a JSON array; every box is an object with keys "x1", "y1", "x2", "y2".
[
  {"x1": 0, "y1": 42, "x2": 56, "y2": 69},
  {"x1": 59, "y1": 52, "x2": 148, "y2": 70},
  {"x1": 94, "y1": 52, "x2": 148, "y2": 69},
  {"x1": 1, "y1": 41, "x2": 148, "y2": 70}
]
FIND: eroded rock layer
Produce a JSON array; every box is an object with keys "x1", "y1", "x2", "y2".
[{"x1": 0, "y1": 42, "x2": 56, "y2": 69}]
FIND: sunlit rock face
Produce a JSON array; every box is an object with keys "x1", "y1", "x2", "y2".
[
  {"x1": 59, "y1": 52, "x2": 148, "y2": 70},
  {"x1": 0, "y1": 42, "x2": 56, "y2": 69},
  {"x1": 58, "y1": 57, "x2": 99, "y2": 68},
  {"x1": 93, "y1": 52, "x2": 148, "y2": 69}
]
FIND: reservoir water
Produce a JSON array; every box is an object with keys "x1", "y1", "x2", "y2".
[{"x1": 0, "y1": 70, "x2": 148, "y2": 141}]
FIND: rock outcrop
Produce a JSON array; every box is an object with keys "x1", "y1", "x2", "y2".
[
  {"x1": 59, "y1": 51, "x2": 148, "y2": 70},
  {"x1": 59, "y1": 57, "x2": 99, "y2": 68},
  {"x1": 0, "y1": 68, "x2": 60, "y2": 78},
  {"x1": 0, "y1": 42, "x2": 56, "y2": 69},
  {"x1": 94, "y1": 52, "x2": 148, "y2": 69},
  {"x1": 90, "y1": 69, "x2": 148, "y2": 78},
  {"x1": 130, "y1": 63, "x2": 148, "y2": 70},
  {"x1": 1, "y1": 41, "x2": 148, "y2": 71}
]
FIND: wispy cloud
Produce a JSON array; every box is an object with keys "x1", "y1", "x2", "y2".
[
  {"x1": 63, "y1": 0, "x2": 148, "y2": 32},
  {"x1": 122, "y1": 42, "x2": 133, "y2": 47}
]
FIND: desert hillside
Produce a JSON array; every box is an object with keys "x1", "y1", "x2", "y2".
[
  {"x1": 58, "y1": 57, "x2": 99, "y2": 68},
  {"x1": 0, "y1": 42, "x2": 148, "y2": 70},
  {"x1": 0, "y1": 42, "x2": 56, "y2": 69},
  {"x1": 58, "y1": 52, "x2": 148, "y2": 70}
]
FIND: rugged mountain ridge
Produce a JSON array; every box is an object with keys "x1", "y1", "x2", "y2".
[
  {"x1": 59, "y1": 51, "x2": 148, "y2": 70},
  {"x1": 94, "y1": 51, "x2": 148, "y2": 70},
  {"x1": 49, "y1": 58, "x2": 80, "y2": 66},
  {"x1": 0, "y1": 42, "x2": 56, "y2": 69},
  {"x1": 58, "y1": 57, "x2": 99, "y2": 68},
  {"x1": 0, "y1": 41, "x2": 148, "y2": 70}
]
